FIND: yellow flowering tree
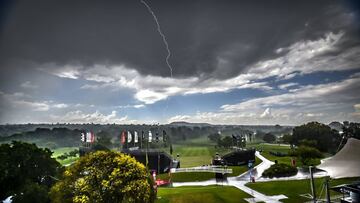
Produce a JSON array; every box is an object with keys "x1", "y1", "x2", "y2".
[{"x1": 50, "y1": 151, "x2": 155, "y2": 203}]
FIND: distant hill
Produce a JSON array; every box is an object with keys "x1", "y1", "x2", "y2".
[
  {"x1": 0, "y1": 123, "x2": 294, "y2": 148},
  {"x1": 169, "y1": 121, "x2": 212, "y2": 127}
]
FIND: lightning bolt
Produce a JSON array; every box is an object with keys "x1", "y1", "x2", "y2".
[{"x1": 140, "y1": 0, "x2": 173, "y2": 78}]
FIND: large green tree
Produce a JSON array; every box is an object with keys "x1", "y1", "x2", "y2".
[
  {"x1": 342, "y1": 121, "x2": 360, "y2": 139},
  {"x1": 292, "y1": 122, "x2": 341, "y2": 153},
  {"x1": 263, "y1": 133, "x2": 276, "y2": 143},
  {"x1": 0, "y1": 141, "x2": 62, "y2": 202},
  {"x1": 208, "y1": 133, "x2": 221, "y2": 142},
  {"x1": 50, "y1": 151, "x2": 155, "y2": 203},
  {"x1": 217, "y1": 136, "x2": 233, "y2": 148}
]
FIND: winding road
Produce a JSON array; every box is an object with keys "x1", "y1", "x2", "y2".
[{"x1": 171, "y1": 151, "x2": 327, "y2": 203}]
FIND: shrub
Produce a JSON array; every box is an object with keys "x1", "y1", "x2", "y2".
[
  {"x1": 289, "y1": 146, "x2": 323, "y2": 166},
  {"x1": 269, "y1": 151, "x2": 287, "y2": 157},
  {"x1": 262, "y1": 163, "x2": 298, "y2": 178}
]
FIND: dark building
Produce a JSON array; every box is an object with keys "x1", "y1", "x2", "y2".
[
  {"x1": 79, "y1": 146, "x2": 179, "y2": 174},
  {"x1": 122, "y1": 149, "x2": 179, "y2": 174},
  {"x1": 221, "y1": 149, "x2": 255, "y2": 166}
]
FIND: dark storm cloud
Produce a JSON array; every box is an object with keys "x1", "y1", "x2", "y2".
[{"x1": 0, "y1": 0, "x2": 358, "y2": 80}]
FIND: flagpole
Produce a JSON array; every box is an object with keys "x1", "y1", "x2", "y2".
[{"x1": 146, "y1": 133, "x2": 149, "y2": 167}]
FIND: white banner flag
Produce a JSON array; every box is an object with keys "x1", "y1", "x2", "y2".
[
  {"x1": 127, "y1": 131, "x2": 132, "y2": 143},
  {"x1": 134, "y1": 131, "x2": 138, "y2": 143},
  {"x1": 148, "y1": 130, "x2": 152, "y2": 143},
  {"x1": 86, "y1": 132, "x2": 94, "y2": 143}
]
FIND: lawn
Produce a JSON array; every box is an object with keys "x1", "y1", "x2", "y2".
[
  {"x1": 228, "y1": 156, "x2": 262, "y2": 177},
  {"x1": 247, "y1": 143, "x2": 322, "y2": 167},
  {"x1": 175, "y1": 136, "x2": 215, "y2": 146},
  {"x1": 51, "y1": 147, "x2": 78, "y2": 156},
  {"x1": 51, "y1": 147, "x2": 79, "y2": 166},
  {"x1": 172, "y1": 145, "x2": 217, "y2": 168},
  {"x1": 157, "y1": 172, "x2": 215, "y2": 182},
  {"x1": 246, "y1": 177, "x2": 359, "y2": 203},
  {"x1": 156, "y1": 186, "x2": 252, "y2": 203},
  {"x1": 154, "y1": 138, "x2": 263, "y2": 182},
  {"x1": 246, "y1": 143, "x2": 294, "y2": 165},
  {"x1": 172, "y1": 140, "x2": 234, "y2": 168},
  {"x1": 157, "y1": 157, "x2": 262, "y2": 182}
]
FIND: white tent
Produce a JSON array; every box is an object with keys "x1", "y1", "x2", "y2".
[{"x1": 317, "y1": 138, "x2": 360, "y2": 178}]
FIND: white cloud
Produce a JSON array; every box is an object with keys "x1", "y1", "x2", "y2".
[
  {"x1": 168, "y1": 111, "x2": 261, "y2": 125},
  {"x1": 305, "y1": 113, "x2": 324, "y2": 117},
  {"x1": 0, "y1": 92, "x2": 73, "y2": 112},
  {"x1": 352, "y1": 104, "x2": 360, "y2": 118},
  {"x1": 68, "y1": 64, "x2": 271, "y2": 104},
  {"x1": 133, "y1": 104, "x2": 145, "y2": 109},
  {"x1": 168, "y1": 75, "x2": 360, "y2": 125},
  {"x1": 40, "y1": 31, "x2": 360, "y2": 108},
  {"x1": 221, "y1": 75, "x2": 360, "y2": 112},
  {"x1": 53, "y1": 103, "x2": 69, "y2": 109},
  {"x1": 116, "y1": 104, "x2": 145, "y2": 109},
  {"x1": 135, "y1": 89, "x2": 168, "y2": 104},
  {"x1": 354, "y1": 104, "x2": 360, "y2": 111},
  {"x1": 20, "y1": 81, "x2": 38, "y2": 89},
  {"x1": 248, "y1": 32, "x2": 360, "y2": 80},
  {"x1": 167, "y1": 115, "x2": 191, "y2": 123},
  {"x1": 278, "y1": 82, "x2": 298, "y2": 90},
  {"x1": 260, "y1": 108, "x2": 272, "y2": 118},
  {"x1": 13, "y1": 100, "x2": 50, "y2": 111},
  {"x1": 40, "y1": 64, "x2": 81, "y2": 79},
  {"x1": 50, "y1": 110, "x2": 136, "y2": 124},
  {"x1": 0, "y1": 92, "x2": 49, "y2": 111}
]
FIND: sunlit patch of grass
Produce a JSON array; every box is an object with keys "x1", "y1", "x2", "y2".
[
  {"x1": 51, "y1": 147, "x2": 79, "y2": 166},
  {"x1": 246, "y1": 177, "x2": 359, "y2": 203},
  {"x1": 156, "y1": 186, "x2": 252, "y2": 203}
]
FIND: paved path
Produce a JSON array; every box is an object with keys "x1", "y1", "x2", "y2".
[
  {"x1": 170, "y1": 166, "x2": 233, "y2": 174},
  {"x1": 172, "y1": 151, "x2": 287, "y2": 203},
  {"x1": 171, "y1": 151, "x2": 328, "y2": 202},
  {"x1": 253, "y1": 151, "x2": 327, "y2": 182}
]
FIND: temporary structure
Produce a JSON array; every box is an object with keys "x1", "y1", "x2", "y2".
[{"x1": 317, "y1": 138, "x2": 360, "y2": 178}]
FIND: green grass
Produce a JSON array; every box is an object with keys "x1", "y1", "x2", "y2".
[
  {"x1": 176, "y1": 136, "x2": 215, "y2": 146},
  {"x1": 58, "y1": 156, "x2": 79, "y2": 165},
  {"x1": 247, "y1": 143, "x2": 323, "y2": 167},
  {"x1": 157, "y1": 157, "x2": 262, "y2": 182},
  {"x1": 228, "y1": 157, "x2": 262, "y2": 177},
  {"x1": 172, "y1": 143, "x2": 232, "y2": 168},
  {"x1": 51, "y1": 147, "x2": 79, "y2": 166},
  {"x1": 155, "y1": 138, "x2": 263, "y2": 181},
  {"x1": 172, "y1": 145, "x2": 213, "y2": 167},
  {"x1": 247, "y1": 143, "x2": 294, "y2": 165},
  {"x1": 246, "y1": 177, "x2": 359, "y2": 203},
  {"x1": 51, "y1": 147, "x2": 78, "y2": 157},
  {"x1": 247, "y1": 143, "x2": 291, "y2": 153},
  {"x1": 158, "y1": 172, "x2": 215, "y2": 182},
  {"x1": 156, "y1": 186, "x2": 252, "y2": 203}
]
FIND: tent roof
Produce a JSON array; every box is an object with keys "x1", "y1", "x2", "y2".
[{"x1": 317, "y1": 138, "x2": 360, "y2": 178}]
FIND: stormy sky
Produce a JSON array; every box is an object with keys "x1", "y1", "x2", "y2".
[{"x1": 0, "y1": 0, "x2": 360, "y2": 125}]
